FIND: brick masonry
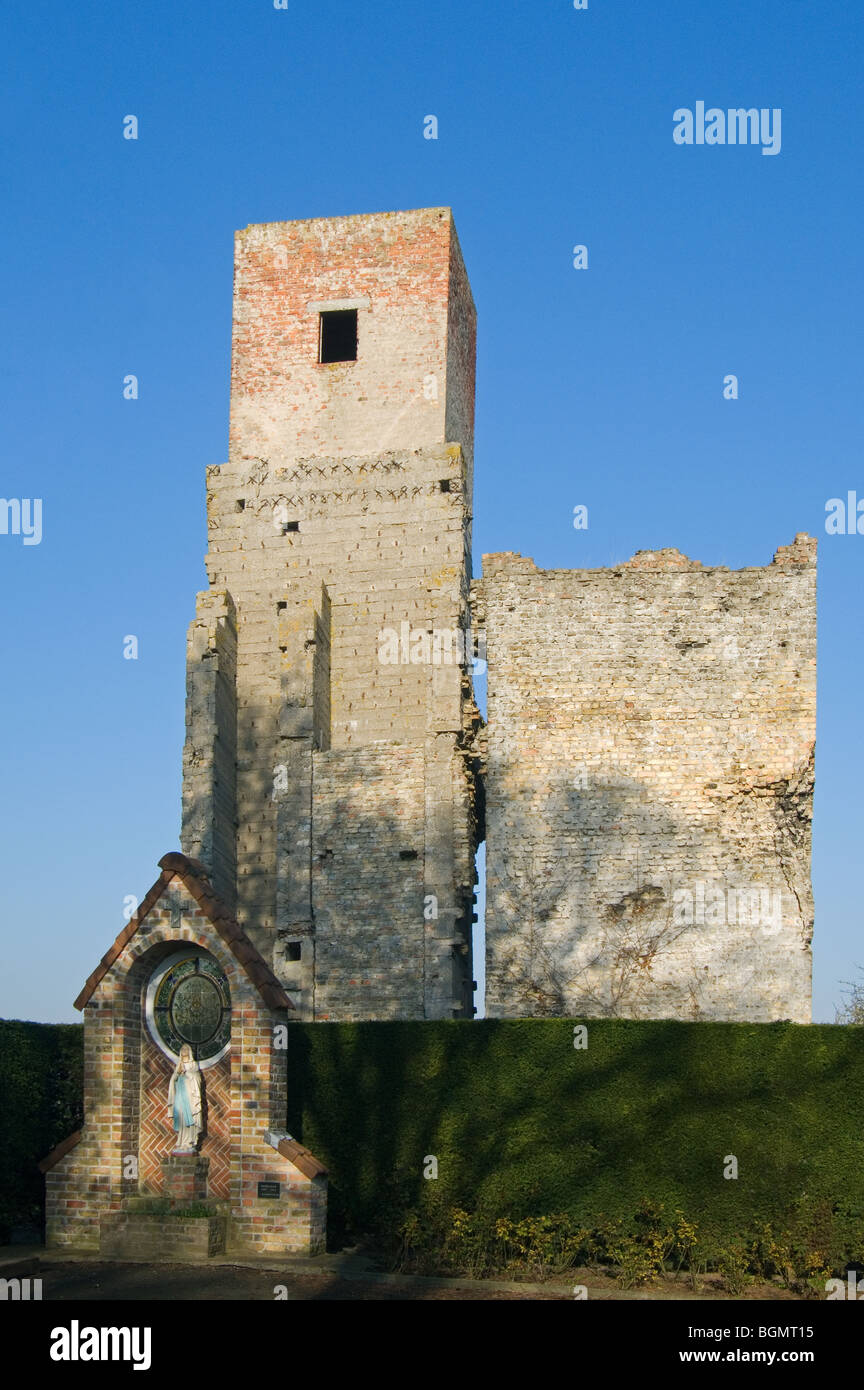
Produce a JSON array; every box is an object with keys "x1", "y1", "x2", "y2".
[
  {"x1": 473, "y1": 540, "x2": 817, "y2": 1022},
  {"x1": 44, "y1": 867, "x2": 326, "y2": 1257},
  {"x1": 181, "y1": 208, "x2": 483, "y2": 1022},
  {"x1": 100, "y1": 1213, "x2": 227, "y2": 1260},
  {"x1": 179, "y1": 205, "x2": 817, "y2": 1025}
]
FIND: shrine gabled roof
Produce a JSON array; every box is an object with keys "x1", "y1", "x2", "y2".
[{"x1": 73, "y1": 852, "x2": 293, "y2": 1013}]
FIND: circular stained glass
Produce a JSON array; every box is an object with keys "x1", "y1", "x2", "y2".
[
  {"x1": 171, "y1": 974, "x2": 222, "y2": 1043},
  {"x1": 149, "y1": 953, "x2": 231, "y2": 1064}
]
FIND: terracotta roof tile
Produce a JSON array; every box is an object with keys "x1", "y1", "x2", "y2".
[
  {"x1": 276, "y1": 1136, "x2": 328, "y2": 1180},
  {"x1": 38, "y1": 1129, "x2": 82, "y2": 1173},
  {"x1": 74, "y1": 854, "x2": 294, "y2": 1014}
]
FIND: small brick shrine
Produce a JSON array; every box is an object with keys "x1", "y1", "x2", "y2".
[{"x1": 39, "y1": 852, "x2": 327, "y2": 1258}]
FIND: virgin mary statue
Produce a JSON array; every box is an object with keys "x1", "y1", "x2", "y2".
[{"x1": 167, "y1": 1044, "x2": 203, "y2": 1153}]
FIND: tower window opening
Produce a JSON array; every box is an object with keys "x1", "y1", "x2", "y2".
[{"x1": 319, "y1": 309, "x2": 358, "y2": 363}]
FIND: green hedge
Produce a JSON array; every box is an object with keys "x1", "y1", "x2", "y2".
[
  {"x1": 0, "y1": 1020, "x2": 83, "y2": 1239},
  {"x1": 285, "y1": 1019, "x2": 864, "y2": 1245},
  {"x1": 3, "y1": 1017, "x2": 864, "y2": 1248}
]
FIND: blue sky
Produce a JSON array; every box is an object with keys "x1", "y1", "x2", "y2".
[{"x1": 1, "y1": 0, "x2": 861, "y2": 1023}]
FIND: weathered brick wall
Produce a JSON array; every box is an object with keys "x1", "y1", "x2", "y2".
[
  {"x1": 192, "y1": 444, "x2": 479, "y2": 1018},
  {"x1": 181, "y1": 209, "x2": 481, "y2": 1020},
  {"x1": 182, "y1": 590, "x2": 237, "y2": 911},
  {"x1": 445, "y1": 224, "x2": 477, "y2": 505},
  {"x1": 202, "y1": 444, "x2": 471, "y2": 753},
  {"x1": 229, "y1": 207, "x2": 474, "y2": 468},
  {"x1": 100, "y1": 1213, "x2": 227, "y2": 1260},
  {"x1": 473, "y1": 538, "x2": 817, "y2": 1023},
  {"x1": 309, "y1": 745, "x2": 426, "y2": 1020},
  {"x1": 231, "y1": 1153, "x2": 326, "y2": 1258}
]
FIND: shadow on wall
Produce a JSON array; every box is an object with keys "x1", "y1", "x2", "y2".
[
  {"x1": 184, "y1": 736, "x2": 478, "y2": 1020},
  {"x1": 485, "y1": 764, "x2": 812, "y2": 1019}
]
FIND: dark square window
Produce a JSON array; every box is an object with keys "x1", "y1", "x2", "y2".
[
  {"x1": 286, "y1": 942, "x2": 302, "y2": 962},
  {"x1": 319, "y1": 309, "x2": 357, "y2": 363}
]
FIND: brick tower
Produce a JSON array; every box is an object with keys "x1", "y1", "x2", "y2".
[{"x1": 181, "y1": 208, "x2": 482, "y2": 1020}]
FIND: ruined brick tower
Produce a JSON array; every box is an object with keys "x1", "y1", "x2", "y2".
[
  {"x1": 181, "y1": 208, "x2": 482, "y2": 1021},
  {"x1": 180, "y1": 204, "x2": 816, "y2": 1028}
]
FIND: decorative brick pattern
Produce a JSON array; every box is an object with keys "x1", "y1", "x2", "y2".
[
  {"x1": 139, "y1": 1045, "x2": 230, "y2": 1199},
  {"x1": 138, "y1": 1042, "x2": 174, "y2": 1193}
]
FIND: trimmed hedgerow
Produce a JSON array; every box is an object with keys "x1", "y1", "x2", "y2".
[
  {"x1": 0, "y1": 1019, "x2": 83, "y2": 1239},
  {"x1": 284, "y1": 1018, "x2": 864, "y2": 1250},
  {"x1": 5, "y1": 1016, "x2": 864, "y2": 1261}
]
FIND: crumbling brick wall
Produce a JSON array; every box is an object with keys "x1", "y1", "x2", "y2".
[{"x1": 472, "y1": 537, "x2": 816, "y2": 1022}]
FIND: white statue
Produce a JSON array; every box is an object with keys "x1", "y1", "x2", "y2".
[{"x1": 167, "y1": 1044, "x2": 203, "y2": 1153}]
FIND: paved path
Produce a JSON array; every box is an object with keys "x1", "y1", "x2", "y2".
[
  {"x1": 28, "y1": 1260, "x2": 568, "y2": 1301},
  {"x1": 1, "y1": 1247, "x2": 804, "y2": 1301}
]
